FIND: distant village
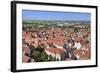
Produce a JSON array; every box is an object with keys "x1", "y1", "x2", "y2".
[{"x1": 22, "y1": 20, "x2": 91, "y2": 63}]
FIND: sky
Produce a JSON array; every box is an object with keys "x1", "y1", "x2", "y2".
[{"x1": 22, "y1": 10, "x2": 91, "y2": 21}]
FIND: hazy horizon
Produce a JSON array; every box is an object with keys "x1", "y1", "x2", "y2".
[{"x1": 22, "y1": 10, "x2": 91, "y2": 21}]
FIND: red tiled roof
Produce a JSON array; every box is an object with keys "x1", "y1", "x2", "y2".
[
  {"x1": 73, "y1": 49, "x2": 90, "y2": 60},
  {"x1": 46, "y1": 48, "x2": 64, "y2": 55},
  {"x1": 22, "y1": 54, "x2": 30, "y2": 63},
  {"x1": 22, "y1": 27, "x2": 91, "y2": 60},
  {"x1": 22, "y1": 45, "x2": 30, "y2": 54}
]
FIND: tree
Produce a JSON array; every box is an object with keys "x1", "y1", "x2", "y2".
[
  {"x1": 31, "y1": 51, "x2": 41, "y2": 62},
  {"x1": 39, "y1": 52, "x2": 48, "y2": 62},
  {"x1": 30, "y1": 45, "x2": 48, "y2": 62}
]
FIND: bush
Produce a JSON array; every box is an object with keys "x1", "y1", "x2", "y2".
[{"x1": 39, "y1": 52, "x2": 48, "y2": 62}]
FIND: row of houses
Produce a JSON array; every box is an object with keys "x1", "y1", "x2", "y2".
[{"x1": 22, "y1": 24, "x2": 91, "y2": 63}]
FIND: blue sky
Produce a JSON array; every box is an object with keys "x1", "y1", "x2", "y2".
[{"x1": 22, "y1": 10, "x2": 91, "y2": 21}]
